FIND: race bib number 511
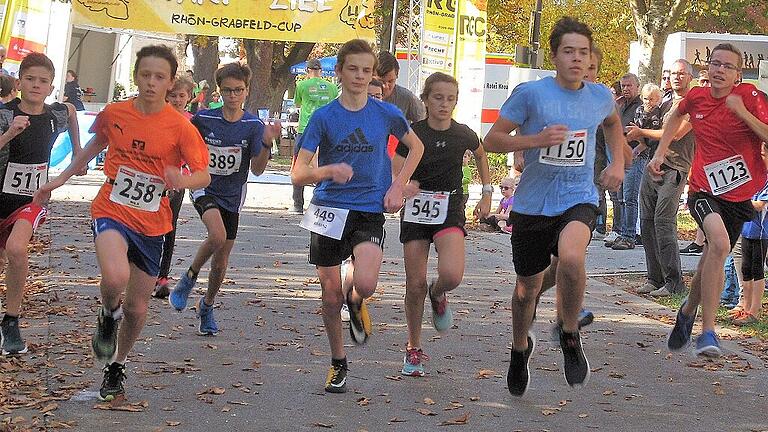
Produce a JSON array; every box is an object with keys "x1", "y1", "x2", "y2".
[
  {"x1": 299, "y1": 203, "x2": 349, "y2": 240},
  {"x1": 109, "y1": 166, "x2": 166, "y2": 212},
  {"x1": 2, "y1": 162, "x2": 48, "y2": 196},
  {"x1": 539, "y1": 129, "x2": 587, "y2": 167}
]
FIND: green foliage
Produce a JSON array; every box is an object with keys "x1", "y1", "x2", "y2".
[
  {"x1": 486, "y1": 0, "x2": 635, "y2": 86},
  {"x1": 680, "y1": 0, "x2": 768, "y2": 33}
]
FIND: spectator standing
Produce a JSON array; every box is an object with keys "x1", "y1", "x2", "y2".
[
  {"x1": 291, "y1": 58, "x2": 339, "y2": 214},
  {"x1": 628, "y1": 59, "x2": 695, "y2": 296},
  {"x1": 63, "y1": 70, "x2": 86, "y2": 111},
  {"x1": 376, "y1": 52, "x2": 426, "y2": 124}
]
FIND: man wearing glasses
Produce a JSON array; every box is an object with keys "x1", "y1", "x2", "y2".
[
  {"x1": 628, "y1": 59, "x2": 695, "y2": 298},
  {"x1": 651, "y1": 43, "x2": 768, "y2": 357},
  {"x1": 291, "y1": 59, "x2": 339, "y2": 214}
]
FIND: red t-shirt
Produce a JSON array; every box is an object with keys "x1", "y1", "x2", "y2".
[
  {"x1": 90, "y1": 100, "x2": 208, "y2": 236},
  {"x1": 679, "y1": 83, "x2": 768, "y2": 202}
]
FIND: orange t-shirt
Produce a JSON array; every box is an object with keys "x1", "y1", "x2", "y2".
[{"x1": 90, "y1": 100, "x2": 208, "y2": 237}]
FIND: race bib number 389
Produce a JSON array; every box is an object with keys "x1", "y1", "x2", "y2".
[
  {"x1": 2, "y1": 162, "x2": 48, "y2": 196},
  {"x1": 299, "y1": 203, "x2": 349, "y2": 240},
  {"x1": 208, "y1": 145, "x2": 242, "y2": 176},
  {"x1": 539, "y1": 129, "x2": 587, "y2": 167},
  {"x1": 109, "y1": 166, "x2": 166, "y2": 212},
  {"x1": 704, "y1": 155, "x2": 751, "y2": 196}
]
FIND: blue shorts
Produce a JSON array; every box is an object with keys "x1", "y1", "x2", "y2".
[{"x1": 91, "y1": 218, "x2": 164, "y2": 277}]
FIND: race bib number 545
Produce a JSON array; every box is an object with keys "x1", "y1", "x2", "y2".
[
  {"x1": 403, "y1": 192, "x2": 449, "y2": 225},
  {"x1": 539, "y1": 129, "x2": 587, "y2": 167},
  {"x1": 109, "y1": 166, "x2": 166, "y2": 212}
]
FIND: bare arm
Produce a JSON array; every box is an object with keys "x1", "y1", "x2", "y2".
[
  {"x1": 64, "y1": 102, "x2": 82, "y2": 156},
  {"x1": 250, "y1": 122, "x2": 282, "y2": 176},
  {"x1": 472, "y1": 144, "x2": 492, "y2": 219},
  {"x1": 599, "y1": 110, "x2": 627, "y2": 191},
  {"x1": 649, "y1": 106, "x2": 686, "y2": 176},
  {"x1": 626, "y1": 119, "x2": 692, "y2": 142},
  {"x1": 752, "y1": 200, "x2": 766, "y2": 212},
  {"x1": 726, "y1": 94, "x2": 768, "y2": 143},
  {"x1": 291, "y1": 149, "x2": 352, "y2": 187},
  {"x1": 483, "y1": 117, "x2": 568, "y2": 153}
]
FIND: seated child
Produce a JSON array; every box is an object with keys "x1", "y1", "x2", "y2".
[{"x1": 482, "y1": 176, "x2": 517, "y2": 233}]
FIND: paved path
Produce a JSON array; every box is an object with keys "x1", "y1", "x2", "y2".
[{"x1": 3, "y1": 174, "x2": 767, "y2": 431}]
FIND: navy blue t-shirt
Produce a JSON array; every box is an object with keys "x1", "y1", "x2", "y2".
[
  {"x1": 299, "y1": 98, "x2": 409, "y2": 213},
  {"x1": 191, "y1": 108, "x2": 264, "y2": 213}
]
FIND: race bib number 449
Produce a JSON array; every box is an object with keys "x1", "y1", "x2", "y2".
[
  {"x1": 208, "y1": 145, "x2": 242, "y2": 176},
  {"x1": 2, "y1": 162, "x2": 48, "y2": 196},
  {"x1": 299, "y1": 203, "x2": 349, "y2": 240},
  {"x1": 704, "y1": 155, "x2": 751, "y2": 196},
  {"x1": 109, "y1": 166, "x2": 166, "y2": 212},
  {"x1": 539, "y1": 129, "x2": 587, "y2": 167}
]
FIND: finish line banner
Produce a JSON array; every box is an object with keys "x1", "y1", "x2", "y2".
[{"x1": 72, "y1": 0, "x2": 376, "y2": 43}]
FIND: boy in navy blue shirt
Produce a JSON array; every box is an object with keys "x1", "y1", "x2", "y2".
[{"x1": 169, "y1": 63, "x2": 280, "y2": 335}]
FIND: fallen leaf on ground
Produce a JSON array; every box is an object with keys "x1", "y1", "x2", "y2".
[
  {"x1": 439, "y1": 412, "x2": 470, "y2": 426},
  {"x1": 475, "y1": 369, "x2": 495, "y2": 379},
  {"x1": 357, "y1": 397, "x2": 370, "y2": 406},
  {"x1": 541, "y1": 407, "x2": 561, "y2": 416},
  {"x1": 416, "y1": 408, "x2": 436, "y2": 416},
  {"x1": 166, "y1": 421, "x2": 181, "y2": 426},
  {"x1": 424, "y1": 397, "x2": 435, "y2": 405},
  {"x1": 93, "y1": 398, "x2": 149, "y2": 412},
  {"x1": 312, "y1": 422, "x2": 334, "y2": 428}
]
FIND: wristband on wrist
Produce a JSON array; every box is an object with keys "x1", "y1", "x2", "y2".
[{"x1": 481, "y1": 184, "x2": 493, "y2": 195}]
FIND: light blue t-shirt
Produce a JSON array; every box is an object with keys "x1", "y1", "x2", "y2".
[
  {"x1": 499, "y1": 76, "x2": 615, "y2": 216},
  {"x1": 299, "y1": 98, "x2": 409, "y2": 213}
]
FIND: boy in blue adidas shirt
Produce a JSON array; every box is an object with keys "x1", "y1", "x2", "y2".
[
  {"x1": 170, "y1": 63, "x2": 281, "y2": 334},
  {"x1": 292, "y1": 39, "x2": 424, "y2": 393},
  {"x1": 484, "y1": 17, "x2": 626, "y2": 397}
]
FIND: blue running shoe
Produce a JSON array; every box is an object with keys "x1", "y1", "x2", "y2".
[
  {"x1": 401, "y1": 347, "x2": 429, "y2": 377},
  {"x1": 694, "y1": 330, "x2": 722, "y2": 357},
  {"x1": 667, "y1": 299, "x2": 697, "y2": 351},
  {"x1": 578, "y1": 309, "x2": 594, "y2": 328},
  {"x1": 169, "y1": 272, "x2": 196, "y2": 311},
  {"x1": 428, "y1": 282, "x2": 453, "y2": 333},
  {"x1": 197, "y1": 298, "x2": 219, "y2": 336}
]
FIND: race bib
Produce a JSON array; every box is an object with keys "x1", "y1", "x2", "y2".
[
  {"x1": 299, "y1": 203, "x2": 349, "y2": 240},
  {"x1": 403, "y1": 192, "x2": 449, "y2": 225},
  {"x1": 109, "y1": 166, "x2": 166, "y2": 212},
  {"x1": 2, "y1": 162, "x2": 48, "y2": 196},
  {"x1": 539, "y1": 129, "x2": 587, "y2": 167},
  {"x1": 704, "y1": 155, "x2": 752, "y2": 196},
  {"x1": 208, "y1": 145, "x2": 242, "y2": 176}
]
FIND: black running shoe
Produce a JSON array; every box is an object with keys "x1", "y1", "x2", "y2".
[
  {"x1": 679, "y1": 242, "x2": 703, "y2": 256},
  {"x1": 559, "y1": 328, "x2": 590, "y2": 387},
  {"x1": 92, "y1": 307, "x2": 122, "y2": 363},
  {"x1": 1, "y1": 316, "x2": 28, "y2": 355},
  {"x1": 346, "y1": 291, "x2": 371, "y2": 345},
  {"x1": 99, "y1": 362, "x2": 126, "y2": 401},
  {"x1": 324, "y1": 362, "x2": 348, "y2": 393},
  {"x1": 507, "y1": 332, "x2": 536, "y2": 397}
]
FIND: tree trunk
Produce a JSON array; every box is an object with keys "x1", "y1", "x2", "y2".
[
  {"x1": 189, "y1": 35, "x2": 219, "y2": 103},
  {"x1": 243, "y1": 40, "x2": 315, "y2": 116},
  {"x1": 629, "y1": 0, "x2": 688, "y2": 85},
  {"x1": 378, "y1": 0, "x2": 395, "y2": 51}
]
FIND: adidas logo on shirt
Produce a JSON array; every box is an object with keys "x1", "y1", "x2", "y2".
[{"x1": 334, "y1": 128, "x2": 374, "y2": 153}]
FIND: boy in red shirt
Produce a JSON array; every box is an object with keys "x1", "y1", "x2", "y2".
[
  {"x1": 651, "y1": 43, "x2": 768, "y2": 356},
  {"x1": 35, "y1": 45, "x2": 210, "y2": 400}
]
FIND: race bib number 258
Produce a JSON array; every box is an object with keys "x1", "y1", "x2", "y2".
[{"x1": 109, "y1": 166, "x2": 166, "y2": 212}]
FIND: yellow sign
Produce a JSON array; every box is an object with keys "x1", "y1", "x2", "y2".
[
  {"x1": 72, "y1": 0, "x2": 376, "y2": 43},
  {"x1": 420, "y1": 0, "x2": 457, "y2": 84}
]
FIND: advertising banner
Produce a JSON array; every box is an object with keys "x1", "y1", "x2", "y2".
[
  {"x1": 71, "y1": 0, "x2": 376, "y2": 44},
  {"x1": 420, "y1": 0, "x2": 457, "y2": 85},
  {"x1": 0, "y1": 0, "x2": 52, "y2": 76},
  {"x1": 453, "y1": 0, "x2": 486, "y2": 133}
]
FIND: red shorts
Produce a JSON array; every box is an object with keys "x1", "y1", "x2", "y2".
[{"x1": 0, "y1": 204, "x2": 47, "y2": 249}]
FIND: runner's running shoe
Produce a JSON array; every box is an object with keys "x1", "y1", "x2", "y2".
[
  {"x1": 667, "y1": 299, "x2": 696, "y2": 351},
  {"x1": 99, "y1": 362, "x2": 126, "y2": 401},
  {"x1": 559, "y1": 328, "x2": 590, "y2": 387},
  {"x1": 152, "y1": 277, "x2": 170, "y2": 299},
  {"x1": 1, "y1": 316, "x2": 28, "y2": 355},
  {"x1": 92, "y1": 306, "x2": 122, "y2": 363},
  {"x1": 694, "y1": 330, "x2": 722, "y2": 357},
  {"x1": 324, "y1": 362, "x2": 348, "y2": 393},
  {"x1": 169, "y1": 272, "x2": 197, "y2": 311},
  {"x1": 428, "y1": 282, "x2": 453, "y2": 333},
  {"x1": 346, "y1": 291, "x2": 371, "y2": 345},
  {"x1": 197, "y1": 298, "x2": 219, "y2": 336},
  {"x1": 679, "y1": 242, "x2": 703, "y2": 256},
  {"x1": 507, "y1": 332, "x2": 536, "y2": 396},
  {"x1": 401, "y1": 347, "x2": 429, "y2": 377}
]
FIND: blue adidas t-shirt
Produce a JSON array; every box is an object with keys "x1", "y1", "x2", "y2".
[
  {"x1": 499, "y1": 76, "x2": 615, "y2": 216},
  {"x1": 299, "y1": 98, "x2": 409, "y2": 213},
  {"x1": 742, "y1": 181, "x2": 768, "y2": 240},
  {"x1": 191, "y1": 108, "x2": 264, "y2": 213}
]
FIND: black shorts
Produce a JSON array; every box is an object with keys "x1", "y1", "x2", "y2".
[
  {"x1": 740, "y1": 237, "x2": 768, "y2": 281},
  {"x1": 192, "y1": 194, "x2": 240, "y2": 240},
  {"x1": 399, "y1": 193, "x2": 467, "y2": 243},
  {"x1": 688, "y1": 191, "x2": 753, "y2": 250},
  {"x1": 510, "y1": 204, "x2": 598, "y2": 277},
  {"x1": 310, "y1": 211, "x2": 386, "y2": 267}
]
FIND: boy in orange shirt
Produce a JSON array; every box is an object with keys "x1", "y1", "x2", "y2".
[{"x1": 35, "y1": 45, "x2": 210, "y2": 401}]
